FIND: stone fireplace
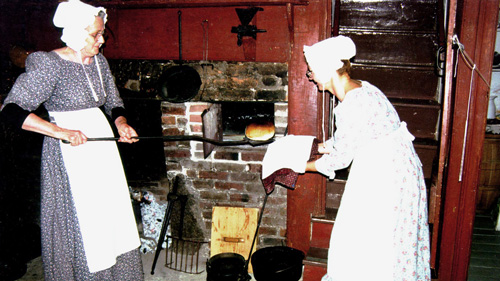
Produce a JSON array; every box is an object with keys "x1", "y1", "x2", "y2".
[{"x1": 109, "y1": 59, "x2": 289, "y2": 249}]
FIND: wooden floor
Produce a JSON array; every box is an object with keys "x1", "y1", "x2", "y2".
[{"x1": 467, "y1": 214, "x2": 500, "y2": 281}]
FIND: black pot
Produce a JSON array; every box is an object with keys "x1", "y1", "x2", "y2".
[
  {"x1": 206, "y1": 253, "x2": 250, "y2": 281},
  {"x1": 158, "y1": 65, "x2": 201, "y2": 103},
  {"x1": 251, "y1": 246, "x2": 305, "y2": 281},
  {"x1": 158, "y1": 10, "x2": 202, "y2": 103}
]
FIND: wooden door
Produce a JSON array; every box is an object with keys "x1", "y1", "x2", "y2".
[{"x1": 476, "y1": 135, "x2": 500, "y2": 214}]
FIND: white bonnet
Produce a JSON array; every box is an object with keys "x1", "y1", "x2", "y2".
[
  {"x1": 303, "y1": 35, "x2": 356, "y2": 83},
  {"x1": 53, "y1": 0, "x2": 107, "y2": 51}
]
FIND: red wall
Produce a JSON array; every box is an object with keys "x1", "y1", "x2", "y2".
[
  {"x1": 103, "y1": 6, "x2": 291, "y2": 62},
  {"x1": 1, "y1": 4, "x2": 62, "y2": 55},
  {"x1": 2, "y1": 4, "x2": 292, "y2": 63}
]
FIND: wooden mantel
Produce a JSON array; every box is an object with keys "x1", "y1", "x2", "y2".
[{"x1": 89, "y1": 0, "x2": 309, "y2": 8}]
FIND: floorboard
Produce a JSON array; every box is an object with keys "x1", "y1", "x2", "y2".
[{"x1": 468, "y1": 214, "x2": 500, "y2": 281}]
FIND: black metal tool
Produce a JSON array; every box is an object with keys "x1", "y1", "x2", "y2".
[
  {"x1": 62, "y1": 135, "x2": 274, "y2": 146},
  {"x1": 244, "y1": 192, "x2": 269, "y2": 276},
  {"x1": 151, "y1": 175, "x2": 182, "y2": 275},
  {"x1": 231, "y1": 7, "x2": 266, "y2": 46}
]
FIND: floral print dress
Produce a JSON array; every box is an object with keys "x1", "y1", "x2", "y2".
[
  {"x1": 315, "y1": 81, "x2": 430, "y2": 281},
  {"x1": 3, "y1": 51, "x2": 143, "y2": 280}
]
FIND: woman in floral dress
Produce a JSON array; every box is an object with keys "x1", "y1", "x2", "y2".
[
  {"x1": 0, "y1": 0, "x2": 143, "y2": 280},
  {"x1": 303, "y1": 36, "x2": 431, "y2": 281}
]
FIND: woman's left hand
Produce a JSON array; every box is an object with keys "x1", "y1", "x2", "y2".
[{"x1": 115, "y1": 116, "x2": 139, "y2": 143}]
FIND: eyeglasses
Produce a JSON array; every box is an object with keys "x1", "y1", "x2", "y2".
[{"x1": 89, "y1": 31, "x2": 106, "y2": 41}]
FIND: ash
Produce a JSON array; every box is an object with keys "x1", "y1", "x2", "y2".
[{"x1": 137, "y1": 192, "x2": 170, "y2": 253}]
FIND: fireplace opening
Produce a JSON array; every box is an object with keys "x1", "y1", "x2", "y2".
[
  {"x1": 220, "y1": 102, "x2": 275, "y2": 136},
  {"x1": 117, "y1": 95, "x2": 166, "y2": 182}
]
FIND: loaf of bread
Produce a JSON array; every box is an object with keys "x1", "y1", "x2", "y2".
[{"x1": 245, "y1": 121, "x2": 275, "y2": 141}]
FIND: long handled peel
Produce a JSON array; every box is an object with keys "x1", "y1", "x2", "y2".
[{"x1": 61, "y1": 135, "x2": 274, "y2": 146}]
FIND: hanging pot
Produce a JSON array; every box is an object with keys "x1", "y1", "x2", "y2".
[
  {"x1": 159, "y1": 10, "x2": 201, "y2": 103},
  {"x1": 158, "y1": 65, "x2": 201, "y2": 102},
  {"x1": 206, "y1": 252, "x2": 250, "y2": 281},
  {"x1": 251, "y1": 246, "x2": 305, "y2": 281}
]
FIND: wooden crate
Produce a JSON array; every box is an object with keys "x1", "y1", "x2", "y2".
[{"x1": 210, "y1": 206, "x2": 259, "y2": 272}]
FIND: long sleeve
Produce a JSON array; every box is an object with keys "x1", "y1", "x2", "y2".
[
  {"x1": 0, "y1": 103, "x2": 31, "y2": 130},
  {"x1": 3, "y1": 52, "x2": 60, "y2": 112},
  {"x1": 314, "y1": 82, "x2": 401, "y2": 179},
  {"x1": 314, "y1": 94, "x2": 366, "y2": 179},
  {"x1": 97, "y1": 54, "x2": 125, "y2": 118}
]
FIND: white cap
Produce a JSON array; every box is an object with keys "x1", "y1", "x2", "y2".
[
  {"x1": 53, "y1": 0, "x2": 107, "y2": 51},
  {"x1": 303, "y1": 36, "x2": 356, "y2": 83}
]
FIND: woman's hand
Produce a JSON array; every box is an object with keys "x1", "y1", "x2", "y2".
[
  {"x1": 305, "y1": 161, "x2": 317, "y2": 172},
  {"x1": 60, "y1": 129, "x2": 88, "y2": 146},
  {"x1": 21, "y1": 113, "x2": 88, "y2": 146},
  {"x1": 115, "y1": 116, "x2": 138, "y2": 143},
  {"x1": 318, "y1": 142, "x2": 333, "y2": 154}
]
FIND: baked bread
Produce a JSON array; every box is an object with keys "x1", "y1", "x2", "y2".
[{"x1": 245, "y1": 121, "x2": 275, "y2": 141}]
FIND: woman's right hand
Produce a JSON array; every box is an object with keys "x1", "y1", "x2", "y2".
[
  {"x1": 21, "y1": 113, "x2": 88, "y2": 146},
  {"x1": 318, "y1": 143, "x2": 333, "y2": 154},
  {"x1": 59, "y1": 129, "x2": 88, "y2": 146}
]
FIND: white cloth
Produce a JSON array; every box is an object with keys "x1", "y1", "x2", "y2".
[
  {"x1": 53, "y1": 0, "x2": 107, "y2": 51},
  {"x1": 261, "y1": 135, "x2": 316, "y2": 178},
  {"x1": 49, "y1": 108, "x2": 140, "y2": 273},
  {"x1": 303, "y1": 36, "x2": 356, "y2": 83}
]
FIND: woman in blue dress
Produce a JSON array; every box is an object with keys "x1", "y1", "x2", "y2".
[{"x1": 0, "y1": 0, "x2": 144, "y2": 279}]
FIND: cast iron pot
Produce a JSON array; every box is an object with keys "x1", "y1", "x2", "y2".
[
  {"x1": 206, "y1": 253, "x2": 251, "y2": 281},
  {"x1": 159, "y1": 10, "x2": 201, "y2": 103},
  {"x1": 158, "y1": 65, "x2": 201, "y2": 103},
  {"x1": 251, "y1": 246, "x2": 305, "y2": 281}
]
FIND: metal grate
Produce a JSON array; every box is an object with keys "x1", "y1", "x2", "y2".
[{"x1": 165, "y1": 235, "x2": 208, "y2": 274}]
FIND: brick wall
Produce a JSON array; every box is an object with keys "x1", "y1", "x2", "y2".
[
  {"x1": 161, "y1": 101, "x2": 289, "y2": 246},
  {"x1": 109, "y1": 59, "x2": 290, "y2": 248}
]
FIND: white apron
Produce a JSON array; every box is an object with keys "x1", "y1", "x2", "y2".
[
  {"x1": 49, "y1": 107, "x2": 140, "y2": 273},
  {"x1": 325, "y1": 122, "x2": 425, "y2": 281}
]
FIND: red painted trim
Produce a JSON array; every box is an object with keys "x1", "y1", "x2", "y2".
[
  {"x1": 437, "y1": 0, "x2": 498, "y2": 280},
  {"x1": 286, "y1": 0, "x2": 330, "y2": 255}
]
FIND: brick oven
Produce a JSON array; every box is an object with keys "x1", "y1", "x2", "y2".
[{"x1": 109, "y1": 59, "x2": 289, "y2": 248}]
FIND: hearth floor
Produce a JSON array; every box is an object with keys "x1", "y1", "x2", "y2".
[{"x1": 16, "y1": 251, "x2": 264, "y2": 281}]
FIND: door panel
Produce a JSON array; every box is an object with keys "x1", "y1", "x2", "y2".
[
  {"x1": 345, "y1": 32, "x2": 437, "y2": 66},
  {"x1": 339, "y1": 0, "x2": 438, "y2": 31},
  {"x1": 393, "y1": 103, "x2": 440, "y2": 140},
  {"x1": 352, "y1": 66, "x2": 439, "y2": 101}
]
